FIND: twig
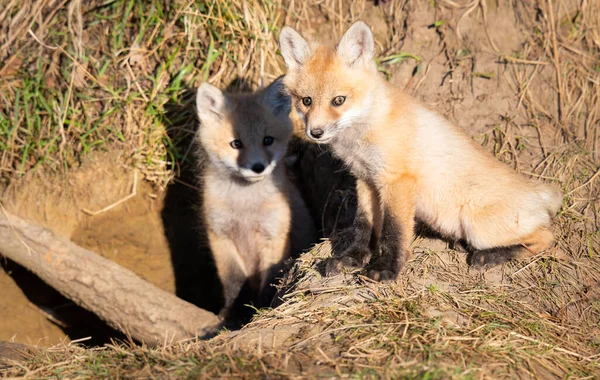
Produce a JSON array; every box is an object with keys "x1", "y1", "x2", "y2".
[
  {"x1": 567, "y1": 167, "x2": 600, "y2": 196},
  {"x1": 455, "y1": 0, "x2": 479, "y2": 41},
  {"x1": 82, "y1": 170, "x2": 138, "y2": 216},
  {"x1": 290, "y1": 322, "x2": 404, "y2": 349},
  {"x1": 508, "y1": 332, "x2": 592, "y2": 361},
  {"x1": 26, "y1": 29, "x2": 58, "y2": 50},
  {"x1": 501, "y1": 56, "x2": 549, "y2": 65},
  {"x1": 547, "y1": 0, "x2": 563, "y2": 123},
  {"x1": 28, "y1": 29, "x2": 121, "y2": 99},
  {"x1": 59, "y1": 66, "x2": 75, "y2": 152},
  {"x1": 125, "y1": 62, "x2": 150, "y2": 102},
  {"x1": 68, "y1": 336, "x2": 92, "y2": 345},
  {"x1": 510, "y1": 255, "x2": 544, "y2": 277},
  {"x1": 282, "y1": 285, "x2": 360, "y2": 299},
  {"x1": 479, "y1": 0, "x2": 499, "y2": 53}
]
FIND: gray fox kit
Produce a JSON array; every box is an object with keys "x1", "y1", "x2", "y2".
[{"x1": 195, "y1": 77, "x2": 316, "y2": 321}]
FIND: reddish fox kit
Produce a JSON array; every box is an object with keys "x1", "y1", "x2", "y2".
[
  {"x1": 279, "y1": 21, "x2": 563, "y2": 281},
  {"x1": 195, "y1": 78, "x2": 315, "y2": 320}
]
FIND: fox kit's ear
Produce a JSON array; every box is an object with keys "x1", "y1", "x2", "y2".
[
  {"x1": 336, "y1": 21, "x2": 374, "y2": 67},
  {"x1": 261, "y1": 76, "x2": 291, "y2": 119},
  {"x1": 196, "y1": 82, "x2": 225, "y2": 122},
  {"x1": 279, "y1": 26, "x2": 311, "y2": 70}
]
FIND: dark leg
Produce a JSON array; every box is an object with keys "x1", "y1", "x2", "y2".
[
  {"x1": 326, "y1": 178, "x2": 379, "y2": 275},
  {"x1": 363, "y1": 176, "x2": 416, "y2": 282},
  {"x1": 364, "y1": 207, "x2": 407, "y2": 281},
  {"x1": 467, "y1": 245, "x2": 524, "y2": 269},
  {"x1": 326, "y1": 206, "x2": 375, "y2": 275},
  {"x1": 450, "y1": 239, "x2": 470, "y2": 253}
]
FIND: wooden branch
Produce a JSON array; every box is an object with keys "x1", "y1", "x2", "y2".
[{"x1": 0, "y1": 209, "x2": 222, "y2": 346}]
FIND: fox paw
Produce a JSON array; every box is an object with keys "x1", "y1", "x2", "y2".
[
  {"x1": 450, "y1": 240, "x2": 470, "y2": 253},
  {"x1": 365, "y1": 268, "x2": 398, "y2": 282},
  {"x1": 468, "y1": 246, "x2": 520, "y2": 269},
  {"x1": 325, "y1": 246, "x2": 372, "y2": 276},
  {"x1": 362, "y1": 245, "x2": 409, "y2": 282},
  {"x1": 364, "y1": 258, "x2": 399, "y2": 282}
]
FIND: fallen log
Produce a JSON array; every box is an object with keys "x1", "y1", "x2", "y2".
[{"x1": 0, "y1": 209, "x2": 222, "y2": 346}]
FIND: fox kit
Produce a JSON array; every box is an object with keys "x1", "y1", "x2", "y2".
[
  {"x1": 195, "y1": 78, "x2": 315, "y2": 321},
  {"x1": 279, "y1": 21, "x2": 563, "y2": 281}
]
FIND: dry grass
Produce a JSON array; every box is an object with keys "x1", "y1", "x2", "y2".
[
  {"x1": 0, "y1": 0, "x2": 378, "y2": 188},
  {"x1": 0, "y1": 0, "x2": 285, "y2": 187},
  {"x1": 2, "y1": 240, "x2": 599, "y2": 378},
  {"x1": 1, "y1": 0, "x2": 600, "y2": 378}
]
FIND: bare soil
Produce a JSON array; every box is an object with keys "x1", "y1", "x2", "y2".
[{"x1": 1, "y1": 152, "x2": 175, "y2": 345}]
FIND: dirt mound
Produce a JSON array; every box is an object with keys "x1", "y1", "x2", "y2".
[
  {"x1": 0, "y1": 147, "x2": 230, "y2": 345},
  {"x1": 0, "y1": 152, "x2": 176, "y2": 345}
]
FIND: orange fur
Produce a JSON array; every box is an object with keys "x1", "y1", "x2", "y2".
[{"x1": 279, "y1": 21, "x2": 563, "y2": 280}]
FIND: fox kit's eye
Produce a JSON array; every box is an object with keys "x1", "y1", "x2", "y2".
[
  {"x1": 332, "y1": 96, "x2": 346, "y2": 106},
  {"x1": 230, "y1": 139, "x2": 243, "y2": 149},
  {"x1": 301, "y1": 97, "x2": 312, "y2": 106},
  {"x1": 263, "y1": 136, "x2": 274, "y2": 146}
]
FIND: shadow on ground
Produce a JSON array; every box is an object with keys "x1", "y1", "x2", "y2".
[{"x1": 0, "y1": 259, "x2": 125, "y2": 346}]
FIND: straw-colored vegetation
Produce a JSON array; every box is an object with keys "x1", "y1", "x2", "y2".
[
  {"x1": 0, "y1": 0, "x2": 290, "y2": 187},
  {"x1": 1, "y1": 0, "x2": 599, "y2": 378}
]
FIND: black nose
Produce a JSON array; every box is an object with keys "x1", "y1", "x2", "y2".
[
  {"x1": 310, "y1": 129, "x2": 324, "y2": 139},
  {"x1": 251, "y1": 163, "x2": 265, "y2": 173}
]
